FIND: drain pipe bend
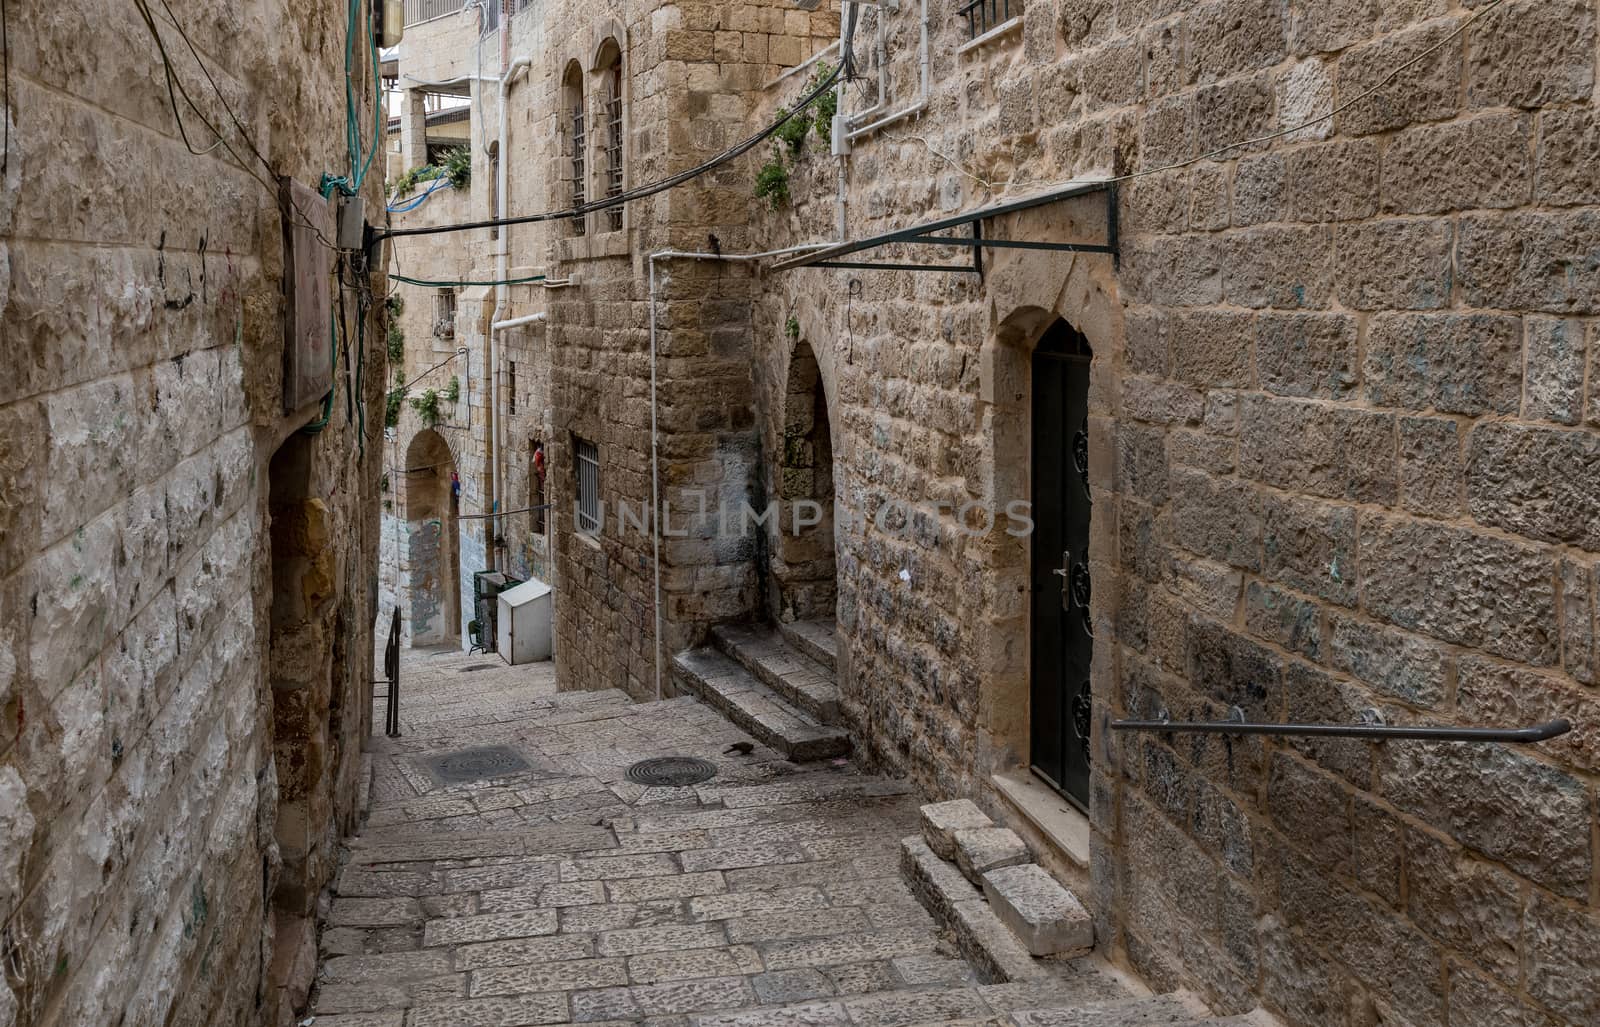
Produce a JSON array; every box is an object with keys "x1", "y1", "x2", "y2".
[{"x1": 848, "y1": 0, "x2": 930, "y2": 142}]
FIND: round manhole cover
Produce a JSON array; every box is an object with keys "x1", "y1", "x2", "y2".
[
  {"x1": 426, "y1": 745, "x2": 531, "y2": 785},
  {"x1": 626, "y1": 756, "x2": 718, "y2": 787}
]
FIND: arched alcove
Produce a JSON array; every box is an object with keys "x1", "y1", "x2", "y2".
[{"x1": 401, "y1": 428, "x2": 459, "y2": 646}]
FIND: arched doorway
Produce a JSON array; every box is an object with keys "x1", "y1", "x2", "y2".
[
  {"x1": 770, "y1": 341, "x2": 836, "y2": 623},
  {"x1": 402, "y1": 429, "x2": 460, "y2": 646},
  {"x1": 1029, "y1": 319, "x2": 1094, "y2": 809}
]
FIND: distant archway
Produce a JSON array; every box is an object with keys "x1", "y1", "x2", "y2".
[
  {"x1": 770, "y1": 340, "x2": 837, "y2": 623},
  {"x1": 402, "y1": 429, "x2": 459, "y2": 646}
]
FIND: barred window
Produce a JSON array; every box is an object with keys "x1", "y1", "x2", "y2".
[
  {"x1": 958, "y1": 0, "x2": 1019, "y2": 39},
  {"x1": 575, "y1": 437, "x2": 600, "y2": 534},
  {"x1": 599, "y1": 44, "x2": 624, "y2": 232},
  {"x1": 563, "y1": 61, "x2": 586, "y2": 236}
]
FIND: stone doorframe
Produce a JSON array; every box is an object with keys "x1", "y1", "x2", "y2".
[{"x1": 971, "y1": 200, "x2": 1125, "y2": 815}]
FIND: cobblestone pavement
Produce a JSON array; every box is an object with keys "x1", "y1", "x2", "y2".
[{"x1": 307, "y1": 646, "x2": 1160, "y2": 1027}]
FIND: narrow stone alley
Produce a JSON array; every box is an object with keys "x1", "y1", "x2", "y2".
[{"x1": 308, "y1": 647, "x2": 1264, "y2": 1026}]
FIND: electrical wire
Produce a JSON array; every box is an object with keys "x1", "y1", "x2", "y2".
[
  {"x1": 377, "y1": 17, "x2": 859, "y2": 242},
  {"x1": 391, "y1": 273, "x2": 546, "y2": 288},
  {"x1": 387, "y1": 176, "x2": 453, "y2": 212}
]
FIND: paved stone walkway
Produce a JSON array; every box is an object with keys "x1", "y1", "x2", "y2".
[{"x1": 305, "y1": 646, "x2": 1184, "y2": 1027}]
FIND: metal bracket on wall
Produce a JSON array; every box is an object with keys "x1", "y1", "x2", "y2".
[{"x1": 767, "y1": 179, "x2": 1119, "y2": 275}]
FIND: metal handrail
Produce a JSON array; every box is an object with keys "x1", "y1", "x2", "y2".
[{"x1": 1110, "y1": 707, "x2": 1571, "y2": 744}]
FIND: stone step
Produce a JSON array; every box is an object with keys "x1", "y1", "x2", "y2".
[
  {"x1": 1006, "y1": 992, "x2": 1214, "y2": 1026},
  {"x1": 671, "y1": 647, "x2": 850, "y2": 762},
  {"x1": 778, "y1": 617, "x2": 838, "y2": 673},
  {"x1": 710, "y1": 622, "x2": 841, "y2": 725},
  {"x1": 901, "y1": 834, "x2": 1042, "y2": 984},
  {"x1": 982, "y1": 864, "x2": 1094, "y2": 959}
]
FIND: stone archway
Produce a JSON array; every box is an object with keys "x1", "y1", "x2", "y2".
[
  {"x1": 401, "y1": 428, "x2": 460, "y2": 646},
  {"x1": 769, "y1": 340, "x2": 837, "y2": 624}
]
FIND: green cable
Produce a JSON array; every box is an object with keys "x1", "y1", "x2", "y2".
[{"x1": 390, "y1": 273, "x2": 548, "y2": 288}]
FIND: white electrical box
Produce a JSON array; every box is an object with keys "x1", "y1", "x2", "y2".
[{"x1": 497, "y1": 577, "x2": 553, "y2": 665}]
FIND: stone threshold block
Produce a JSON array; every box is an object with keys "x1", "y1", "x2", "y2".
[
  {"x1": 981, "y1": 863, "x2": 1094, "y2": 958},
  {"x1": 952, "y1": 826, "x2": 1032, "y2": 885},
  {"x1": 901, "y1": 835, "x2": 1043, "y2": 984},
  {"x1": 920, "y1": 799, "x2": 994, "y2": 861}
]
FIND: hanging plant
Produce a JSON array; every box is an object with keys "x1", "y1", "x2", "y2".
[
  {"x1": 386, "y1": 321, "x2": 404, "y2": 365},
  {"x1": 444, "y1": 375, "x2": 460, "y2": 403},
  {"x1": 754, "y1": 148, "x2": 790, "y2": 211},
  {"x1": 775, "y1": 106, "x2": 813, "y2": 154},
  {"x1": 384, "y1": 371, "x2": 405, "y2": 428},
  {"x1": 810, "y1": 63, "x2": 837, "y2": 143},
  {"x1": 410, "y1": 388, "x2": 442, "y2": 427},
  {"x1": 785, "y1": 315, "x2": 800, "y2": 341}
]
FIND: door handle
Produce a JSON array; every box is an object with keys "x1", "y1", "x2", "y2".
[{"x1": 1053, "y1": 550, "x2": 1070, "y2": 611}]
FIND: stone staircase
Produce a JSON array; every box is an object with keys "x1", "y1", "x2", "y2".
[{"x1": 671, "y1": 619, "x2": 850, "y2": 762}]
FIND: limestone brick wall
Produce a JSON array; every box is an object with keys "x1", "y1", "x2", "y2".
[
  {"x1": 1, "y1": 2, "x2": 384, "y2": 1024},
  {"x1": 745, "y1": 1, "x2": 1600, "y2": 1025}
]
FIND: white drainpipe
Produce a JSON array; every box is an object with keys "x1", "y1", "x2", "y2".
[{"x1": 488, "y1": 53, "x2": 531, "y2": 569}]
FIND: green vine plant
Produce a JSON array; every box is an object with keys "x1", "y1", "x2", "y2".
[
  {"x1": 386, "y1": 321, "x2": 404, "y2": 365},
  {"x1": 754, "y1": 148, "x2": 790, "y2": 211},
  {"x1": 411, "y1": 388, "x2": 442, "y2": 427},
  {"x1": 385, "y1": 370, "x2": 405, "y2": 428},
  {"x1": 785, "y1": 315, "x2": 800, "y2": 341},
  {"x1": 444, "y1": 375, "x2": 460, "y2": 403},
  {"x1": 385, "y1": 144, "x2": 473, "y2": 200},
  {"x1": 774, "y1": 106, "x2": 813, "y2": 155},
  {"x1": 811, "y1": 63, "x2": 837, "y2": 144}
]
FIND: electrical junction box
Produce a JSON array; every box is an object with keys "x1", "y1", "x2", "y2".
[
  {"x1": 280, "y1": 177, "x2": 335, "y2": 413},
  {"x1": 498, "y1": 577, "x2": 553, "y2": 664},
  {"x1": 338, "y1": 194, "x2": 367, "y2": 251}
]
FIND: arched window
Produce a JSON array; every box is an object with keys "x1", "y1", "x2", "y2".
[
  {"x1": 562, "y1": 61, "x2": 586, "y2": 237},
  {"x1": 596, "y1": 40, "x2": 624, "y2": 232}
]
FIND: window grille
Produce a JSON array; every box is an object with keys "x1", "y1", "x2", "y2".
[
  {"x1": 570, "y1": 103, "x2": 587, "y2": 236},
  {"x1": 604, "y1": 70, "x2": 624, "y2": 232},
  {"x1": 958, "y1": 0, "x2": 1018, "y2": 39},
  {"x1": 488, "y1": 143, "x2": 500, "y2": 241},
  {"x1": 575, "y1": 437, "x2": 600, "y2": 533}
]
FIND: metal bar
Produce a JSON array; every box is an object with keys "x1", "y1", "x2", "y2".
[
  {"x1": 813, "y1": 260, "x2": 980, "y2": 272},
  {"x1": 1106, "y1": 183, "x2": 1120, "y2": 270},
  {"x1": 895, "y1": 235, "x2": 1116, "y2": 253},
  {"x1": 1109, "y1": 717, "x2": 1572, "y2": 744},
  {"x1": 770, "y1": 180, "x2": 1114, "y2": 272}
]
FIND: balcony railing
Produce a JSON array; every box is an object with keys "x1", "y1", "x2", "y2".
[{"x1": 405, "y1": 0, "x2": 466, "y2": 26}]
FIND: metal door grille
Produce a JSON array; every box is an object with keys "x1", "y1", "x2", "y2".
[
  {"x1": 604, "y1": 73, "x2": 624, "y2": 232},
  {"x1": 575, "y1": 437, "x2": 600, "y2": 533},
  {"x1": 570, "y1": 105, "x2": 587, "y2": 236}
]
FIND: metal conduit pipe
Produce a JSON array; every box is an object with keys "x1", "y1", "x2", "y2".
[
  {"x1": 644, "y1": 243, "x2": 833, "y2": 698},
  {"x1": 848, "y1": 0, "x2": 929, "y2": 141}
]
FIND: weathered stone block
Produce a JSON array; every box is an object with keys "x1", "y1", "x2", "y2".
[
  {"x1": 1380, "y1": 112, "x2": 1532, "y2": 213},
  {"x1": 1220, "y1": 225, "x2": 1334, "y2": 310},
  {"x1": 1456, "y1": 653, "x2": 1600, "y2": 775},
  {"x1": 1397, "y1": 416, "x2": 1463, "y2": 518},
  {"x1": 1255, "y1": 313, "x2": 1357, "y2": 399},
  {"x1": 980, "y1": 864, "x2": 1093, "y2": 957},
  {"x1": 1166, "y1": 467, "x2": 1261, "y2": 571},
  {"x1": 1364, "y1": 312, "x2": 1522, "y2": 415},
  {"x1": 1458, "y1": 211, "x2": 1600, "y2": 313},
  {"x1": 1186, "y1": 616, "x2": 1283, "y2": 720},
  {"x1": 1524, "y1": 889, "x2": 1600, "y2": 1021},
  {"x1": 918, "y1": 799, "x2": 992, "y2": 861},
  {"x1": 1535, "y1": 108, "x2": 1600, "y2": 205},
  {"x1": 1335, "y1": 19, "x2": 1462, "y2": 136},
  {"x1": 1122, "y1": 377, "x2": 1203, "y2": 426},
  {"x1": 1189, "y1": 0, "x2": 1286, "y2": 81},
  {"x1": 1167, "y1": 310, "x2": 1255, "y2": 387},
  {"x1": 1358, "y1": 513, "x2": 1557, "y2": 663},
  {"x1": 1334, "y1": 218, "x2": 1453, "y2": 310},
  {"x1": 1239, "y1": 395, "x2": 1396, "y2": 504},
  {"x1": 1327, "y1": 613, "x2": 1447, "y2": 708},
  {"x1": 952, "y1": 827, "x2": 1031, "y2": 884},
  {"x1": 1243, "y1": 581, "x2": 1321, "y2": 661},
  {"x1": 1467, "y1": 0, "x2": 1596, "y2": 108},
  {"x1": 1524, "y1": 317, "x2": 1587, "y2": 425},
  {"x1": 1558, "y1": 559, "x2": 1596, "y2": 684},
  {"x1": 1266, "y1": 752, "x2": 1351, "y2": 873},
  {"x1": 1188, "y1": 162, "x2": 1230, "y2": 231},
  {"x1": 1381, "y1": 740, "x2": 1591, "y2": 898},
  {"x1": 1466, "y1": 421, "x2": 1600, "y2": 551},
  {"x1": 1233, "y1": 154, "x2": 1286, "y2": 225},
  {"x1": 1287, "y1": 139, "x2": 1378, "y2": 222}
]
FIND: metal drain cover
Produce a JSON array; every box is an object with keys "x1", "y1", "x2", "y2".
[
  {"x1": 424, "y1": 745, "x2": 531, "y2": 785},
  {"x1": 626, "y1": 756, "x2": 718, "y2": 787}
]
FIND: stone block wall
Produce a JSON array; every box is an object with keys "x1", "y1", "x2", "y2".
[
  {"x1": 743, "y1": 1, "x2": 1600, "y2": 1025},
  {"x1": 1, "y1": 2, "x2": 384, "y2": 1024}
]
